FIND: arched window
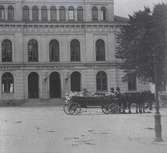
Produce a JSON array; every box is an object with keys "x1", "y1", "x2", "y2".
[
  {"x1": 128, "y1": 74, "x2": 137, "y2": 91},
  {"x1": 96, "y1": 71, "x2": 107, "y2": 91},
  {"x1": 0, "y1": 6, "x2": 5, "y2": 20},
  {"x1": 68, "y1": 6, "x2": 74, "y2": 21},
  {"x1": 70, "y1": 39, "x2": 80, "y2": 61},
  {"x1": 101, "y1": 7, "x2": 106, "y2": 21},
  {"x1": 23, "y1": 6, "x2": 29, "y2": 21},
  {"x1": 41, "y1": 6, "x2": 48, "y2": 21},
  {"x1": 77, "y1": 7, "x2": 83, "y2": 21},
  {"x1": 28, "y1": 39, "x2": 38, "y2": 62},
  {"x1": 92, "y1": 7, "x2": 98, "y2": 21},
  {"x1": 2, "y1": 72, "x2": 14, "y2": 93},
  {"x1": 96, "y1": 39, "x2": 105, "y2": 61},
  {"x1": 50, "y1": 6, "x2": 57, "y2": 21},
  {"x1": 2, "y1": 39, "x2": 12, "y2": 62},
  {"x1": 49, "y1": 40, "x2": 59, "y2": 62},
  {"x1": 32, "y1": 6, "x2": 39, "y2": 21},
  {"x1": 59, "y1": 6, "x2": 66, "y2": 21},
  {"x1": 28, "y1": 72, "x2": 39, "y2": 98},
  {"x1": 71, "y1": 72, "x2": 81, "y2": 92},
  {"x1": 49, "y1": 72, "x2": 61, "y2": 98},
  {"x1": 8, "y1": 6, "x2": 14, "y2": 21}
]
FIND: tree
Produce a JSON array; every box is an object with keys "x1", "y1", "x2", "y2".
[{"x1": 116, "y1": 3, "x2": 167, "y2": 91}]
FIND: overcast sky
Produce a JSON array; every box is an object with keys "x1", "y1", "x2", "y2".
[{"x1": 115, "y1": 0, "x2": 167, "y2": 17}]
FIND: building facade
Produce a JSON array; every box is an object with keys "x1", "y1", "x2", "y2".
[{"x1": 0, "y1": 0, "x2": 150, "y2": 102}]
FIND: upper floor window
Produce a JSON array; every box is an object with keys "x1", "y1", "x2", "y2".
[
  {"x1": 128, "y1": 74, "x2": 137, "y2": 91},
  {"x1": 23, "y1": 6, "x2": 29, "y2": 21},
  {"x1": 77, "y1": 7, "x2": 83, "y2": 21},
  {"x1": 59, "y1": 6, "x2": 66, "y2": 21},
  {"x1": 92, "y1": 7, "x2": 98, "y2": 21},
  {"x1": 2, "y1": 72, "x2": 14, "y2": 93},
  {"x1": 50, "y1": 6, "x2": 57, "y2": 21},
  {"x1": 2, "y1": 39, "x2": 12, "y2": 62},
  {"x1": 70, "y1": 39, "x2": 80, "y2": 61},
  {"x1": 68, "y1": 6, "x2": 74, "y2": 21},
  {"x1": 49, "y1": 40, "x2": 59, "y2": 62},
  {"x1": 8, "y1": 6, "x2": 14, "y2": 21},
  {"x1": 32, "y1": 6, "x2": 39, "y2": 21},
  {"x1": 0, "y1": 6, "x2": 5, "y2": 20},
  {"x1": 96, "y1": 39, "x2": 105, "y2": 61},
  {"x1": 41, "y1": 6, "x2": 48, "y2": 21},
  {"x1": 101, "y1": 7, "x2": 106, "y2": 21},
  {"x1": 96, "y1": 71, "x2": 107, "y2": 92},
  {"x1": 28, "y1": 39, "x2": 38, "y2": 62}
]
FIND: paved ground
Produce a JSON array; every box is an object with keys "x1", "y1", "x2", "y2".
[{"x1": 0, "y1": 106, "x2": 167, "y2": 153}]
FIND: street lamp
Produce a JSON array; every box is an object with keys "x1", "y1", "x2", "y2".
[{"x1": 153, "y1": 53, "x2": 163, "y2": 142}]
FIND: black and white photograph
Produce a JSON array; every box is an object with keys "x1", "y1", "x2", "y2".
[{"x1": 0, "y1": 0, "x2": 167, "y2": 153}]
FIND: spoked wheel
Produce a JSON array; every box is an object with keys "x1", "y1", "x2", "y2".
[
  {"x1": 108, "y1": 103, "x2": 120, "y2": 114},
  {"x1": 101, "y1": 104, "x2": 110, "y2": 114},
  {"x1": 63, "y1": 103, "x2": 71, "y2": 115},
  {"x1": 68, "y1": 103, "x2": 81, "y2": 115}
]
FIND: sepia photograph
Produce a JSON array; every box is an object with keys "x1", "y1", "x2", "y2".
[{"x1": 0, "y1": 0, "x2": 167, "y2": 153}]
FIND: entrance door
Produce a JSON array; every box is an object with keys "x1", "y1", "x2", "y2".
[
  {"x1": 28, "y1": 72, "x2": 39, "y2": 98},
  {"x1": 71, "y1": 71, "x2": 81, "y2": 92},
  {"x1": 49, "y1": 72, "x2": 61, "y2": 98}
]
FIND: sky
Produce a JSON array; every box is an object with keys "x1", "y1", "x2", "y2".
[{"x1": 115, "y1": 0, "x2": 167, "y2": 17}]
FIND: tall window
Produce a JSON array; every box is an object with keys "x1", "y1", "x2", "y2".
[
  {"x1": 8, "y1": 6, "x2": 14, "y2": 21},
  {"x1": 49, "y1": 40, "x2": 59, "y2": 62},
  {"x1": 96, "y1": 39, "x2": 105, "y2": 61},
  {"x1": 0, "y1": 6, "x2": 5, "y2": 20},
  {"x1": 32, "y1": 6, "x2": 39, "y2": 21},
  {"x1": 28, "y1": 39, "x2": 38, "y2": 62},
  {"x1": 77, "y1": 7, "x2": 83, "y2": 21},
  {"x1": 59, "y1": 6, "x2": 66, "y2": 21},
  {"x1": 92, "y1": 7, "x2": 98, "y2": 21},
  {"x1": 41, "y1": 6, "x2": 48, "y2": 21},
  {"x1": 2, "y1": 39, "x2": 12, "y2": 62},
  {"x1": 96, "y1": 71, "x2": 107, "y2": 91},
  {"x1": 71, "y1": 72, "x2": 81, "y2": 92},
  {"x1": 50, "y1": 6, "x2": 57, "y2": 21},
  {"x1": 2, "y1": 72, "x2": 14, "y2": 93},
  {"x1": 68, "y1": 6, "x2": 74, "y2": 21},
  {"x1": 128, "y1": 74, "x2": 137, "y2": 91},
  {"x1": 23, "y1": 6, "x2": 29, "y2": 21},
  {"x1": 101, "y1": 7, "x2": 106, "y2": 21},
  {"x1": 70, "y1": 39, "x2": 80, "y2": 61}
]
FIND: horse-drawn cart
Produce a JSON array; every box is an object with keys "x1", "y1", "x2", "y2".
[{"x1": 63, "y1": 95, "x2": 120, "y2": 115}]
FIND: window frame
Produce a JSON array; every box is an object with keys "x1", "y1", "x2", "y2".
[
  {"x1": 96, "y1": 39, "x2": 105, "y2": 61},
  {"x1": 2, "y1": 39, "x2": 12, "y2": 62},
  {"x1": 2, "y1": 72, "x2": 14, "y2": 94},
  {"x1": 28, "y1": 39, "x2": 38, "y2": 62},
  {"x1": 70, "y1": 39, "x2": 80, "y2": 62}
]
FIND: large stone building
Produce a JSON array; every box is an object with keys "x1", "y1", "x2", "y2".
[{"x1": 0, "y1": 0, "x2": 150, "y2": 102}]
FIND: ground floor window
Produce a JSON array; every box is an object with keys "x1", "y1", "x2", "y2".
[
  {"x1": 96, "y1": 71, "x2": 107, "y2": 92},
  {"x1": 49, "y1": 72, "x2": 61, "y2": 98},
  {"x1": 2, "y1": 72, "x2": 14, "y2": 93},
  {"x1": 71, "y1": 71, "x2": 81, "y2": 92},
  {"x1": 28, "y1": 72, "x2": 39, "y2": 98}
]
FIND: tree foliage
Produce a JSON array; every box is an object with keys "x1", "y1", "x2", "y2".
[{"x1": 116, "y1": 3, "x2": 167, "y2": 90}]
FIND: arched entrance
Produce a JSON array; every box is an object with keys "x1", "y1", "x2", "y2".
[
  {"x1": 49, "y1": 72, "x2": 61, "y2": 98},
  {"x1": 28, "y1": 72, "x2": 39, "y2": 98},
  {"x1": 71, "y1": 72, "x2": 81, "y2": 92}
]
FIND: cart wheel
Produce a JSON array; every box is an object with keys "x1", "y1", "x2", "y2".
[
  {"x1": 69, "y1": 103, "x2": 81, "y2": 115},
  {"x1": 108, "y1": 103, "x2": 120, "y2": 114},
  {"x1": 63, "y1": 103, "x2": 71, "y2": 115},
  {"x1": 102, "y1": 104, "x2": 110, "y2": 114}
]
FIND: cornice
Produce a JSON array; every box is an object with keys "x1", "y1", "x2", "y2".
[{"x1": 0, "y1": 61, "x2": 121, "y2": 70}]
